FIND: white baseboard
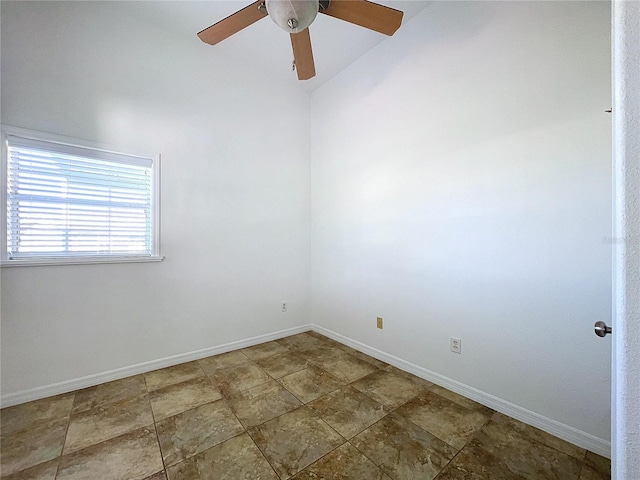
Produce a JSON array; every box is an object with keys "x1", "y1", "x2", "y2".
[
  {"x1": 0, "y1": 324, "x2": 312, "y2": 408},
  {"x1": 310, "y1": 325, "x2": 612, "y2": 459}
]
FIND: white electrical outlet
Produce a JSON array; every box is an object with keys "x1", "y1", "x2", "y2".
[
  {"x1": 281, "y1": 302, "x2": 287, "y2": 312},
  {"x1": 451, "y1": 337, "x2": 461, "y2": 354}
]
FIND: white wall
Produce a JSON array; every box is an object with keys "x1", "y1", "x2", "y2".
[
  {"x1": 310, "y1": 0, "x2": 612, "y2": 444},
  {"x1": 0, "y1": 2, "x2": 310, "y2": 396}
]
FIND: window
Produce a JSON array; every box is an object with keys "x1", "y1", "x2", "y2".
[{"x1": 1, "y1": 126, "x2": 161, "y2": 266}]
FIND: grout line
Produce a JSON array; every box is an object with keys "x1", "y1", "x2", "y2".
[
  {"x1": 147, "y1": 389, "x2": 168, "y2": 480},
  {"x1": 432, "y1": 447, "x2": 465, "y2": 480},
  {"x1": 243, "y1": 415, "x2": 286, "y2": 479},
  {"x1": 53, "y1": 392, "x2": 77, "y2": 480},
  {"x1": 345, "y1": 416, "x2": 391, "y2": 475},
  {"x1": 289, "y1": 440, "x2": 348, "y2": 477}
]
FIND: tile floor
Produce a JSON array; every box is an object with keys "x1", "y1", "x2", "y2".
[{"x1": 0, "y1": 331, "x2": 611, "y2": 480}]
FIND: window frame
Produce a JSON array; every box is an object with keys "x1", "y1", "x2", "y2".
[{"x1": 1, "y1": 125, "x2": 163, "y2": 267}]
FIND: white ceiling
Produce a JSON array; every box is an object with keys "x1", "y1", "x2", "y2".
[{"x1": 123, "y1": 0, "x2": 432, "y2": 92}]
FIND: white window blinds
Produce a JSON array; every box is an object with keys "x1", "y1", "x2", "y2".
[{"x1": 5, "y1": 134, "x2": 157, "y2": 261}]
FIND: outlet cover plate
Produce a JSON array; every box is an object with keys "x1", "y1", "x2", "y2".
[{"x1": 451, "y1": 337, "x2": 461, "y2": 354}]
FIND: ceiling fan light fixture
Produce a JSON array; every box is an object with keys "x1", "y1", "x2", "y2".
[{"x1": 265, "y1": 0, "x2": 319, "y2": 33}]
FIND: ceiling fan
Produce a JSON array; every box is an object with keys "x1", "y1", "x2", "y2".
[{"x1": 197, "y1": 0, "x2": 404, "y2": 80}]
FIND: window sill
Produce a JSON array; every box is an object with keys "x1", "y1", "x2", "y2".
[{"x1": 0, "y1": 256, "x2": 165, "y2": 267}]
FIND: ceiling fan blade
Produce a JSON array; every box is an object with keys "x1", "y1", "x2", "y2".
[
  {"x1": 290, "y1": 28, "x2": 316, "y2": 80},
  {"x1": 197, "y1": 1, "x2": 267, "y2": 45},
  {"x1": 320, "y1": 0, "x2": 403, "y2": 36}
]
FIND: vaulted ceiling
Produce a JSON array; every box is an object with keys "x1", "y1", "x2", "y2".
[{"x1": 123, "y1": 0, "x2": 431, "y2": 91}]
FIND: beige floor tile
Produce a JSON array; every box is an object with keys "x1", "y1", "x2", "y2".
[
  {"x1": 166, "y1": 433, "x2": 278, "y2": 480},
  {"x1": 155, "y1": 400, "x2": 244, "y2": 467},
  {"x1": 256, "y1": 351, "x2": 311, "y2": 378},
  {"x1": 72, "y1": 376, "x2": 147, "y2": 414},
  {"x1": 346, "y1": 350, "x2": 390, "y2": 370},
  {"x1": 227, "y1": 380, "x2": 301, "y2": 428},
  {"x1": 435, "y1": 442, "x2": 527, "y2": 480},
  {"x1": 1, "y1": 338, "x2": 600, "y2": 480},
  {"x1": 0, "y1": 458, "x2": 59, "y2": 480},
  {"x1": 491, "y1": 412, "x2": 586, "y2": 460},
  {"x1": 291, "y1": 443, "x2": 391, "y2": 480},
  {"x1": 304, "y1": 331, "x2": 331, "y2": 342},
  {"x1": 143, "y1": 472, "x2": 167, "y2": 480},
  {"x1": 351, "y1": 368, "x2": 430, "y2": 409},
  {"x1": 585, "y1": 451, "x2": 611, "y2": 477},
  {"x1": 278, "y1": 365, "x2": 344, "y2": 403},
  {"x1": 313, "y1": 336, "x2": 346, "y2": 349},
  {"x1": 72, "y1": 375, "x2": 147, "y2": 413},
  {"x1": 208, "y1": 362, "x2": 272, "y2": 397},
  {"x1": 387, "y1": 365, "x2": 435, "y2": 386},
  {"x1": 310, "y1": 353, "x2": 377, "y2": 384},
  {"x1": 352, "y1": 412, "x2": 457, "y2": 480},
  {"x1": 305, "y1": 336, "x2": 407, "y2": 374},
  {"x1": 197, "y1": 350, "x2": 250, "y2": 375},
  {"x1": 241, "y1": 341, "x2": 289, "y2": 361},
  {"x1": 0, "y1": 418, "x2": 68, "y2": 477},
  {"x1": 396, "y1": 391, "x2": 490, "y2": 449},
  {"x1": 56, "y1": 426, "x2": 163, "y2": 480},
  {"x1": 470, "y1": 419, "x2": 583, "y2": 480},
  {"x1": 308, "y1": 386, "x2": 389, "y2": 439},
  {"x1": 276, "y1": 333, "x2": 326, "y2": 352},
  {"x1": 63, "y1": 394, "x2": 153, "y2": 454},
  {"x1": 249, "y1": 407, "x2": 345, "y2": 479},
  {"x1": 144, "y1": 362, "x2": 204, "y2": 392},
  {"x1": 303, "y1": 345, "x2": 352, "y2": 365},
  {"x1": 579, "y1": 464, "x2": 610, "y2": 480},
  {"x1": 328, "y1": 341, "x2": 389, "y2": 369},
  {"x1": 0, "y1": 394, "x2": 74, "y2": 437},
  {"x1": 429, "y1": 385, "x2": 495, "y2": 416},
  {"x1": 149, "y1": 377, "x2": 222, "y2": 421}
]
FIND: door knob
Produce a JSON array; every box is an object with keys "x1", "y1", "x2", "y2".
[{"x1": 594, "y1": 321, "x2": 612, "y2": 337}]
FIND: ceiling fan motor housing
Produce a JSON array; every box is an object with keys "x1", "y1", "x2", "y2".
[{"x1": 265, "y1": 0, "x2": 320, "y2": 33}]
